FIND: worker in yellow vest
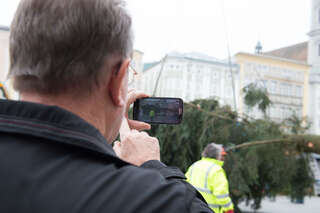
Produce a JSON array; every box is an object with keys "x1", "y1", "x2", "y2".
[{"x1": 186, "y1": 143, "x2": 234, "y2": 213}]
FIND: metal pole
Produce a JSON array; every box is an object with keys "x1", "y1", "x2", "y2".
[
  {"x1": 153, "y1": 55, "x2": 167, "y2": 97},
  {"x1": 227, "y1": 49, "x2": 237, "y2": 111}
]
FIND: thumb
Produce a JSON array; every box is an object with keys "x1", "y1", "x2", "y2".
[{"x1": 113, "y1": 141, "x2": 121, "y2": 157}]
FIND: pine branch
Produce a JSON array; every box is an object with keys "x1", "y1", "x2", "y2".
[
  {"x1": 228, "y1": 135, "x2": 320, "y2": 154},
  {"x1": 185, "y1": 102, "x2": 257, "y2": 127},
  {"x1": 185, "y1": 102, "x2": 236, "y2": 122},
  {"x1": 228, "y1": 139, "x2": 287, "y2": 149}
]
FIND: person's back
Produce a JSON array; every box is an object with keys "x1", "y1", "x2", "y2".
[
  {"x1": 0, "y1": 96, "x2": 209, "y2": 213},
  {"x1": 0, "y1": 0, "x2": 213, "y2": 212},
  {"x1": 0, "y1": 101, "x2": 187, "y2": 212}
]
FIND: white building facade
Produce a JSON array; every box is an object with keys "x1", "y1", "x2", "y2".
[
  {"x1": 133, "y1": 52, "x2": 239, "y2": 109},
  {"x1": 307, "y1": 0, "x2": 320, "y2": 195},
  {"x1": 0, "y1": 26, "x2": 18, "y2": 100},
  {"x1": 133, "y1": 51, "x2": 308, "y2": 123},
  {"x1": 308, "y1": 0, "x2": 320, "y2": 134}
]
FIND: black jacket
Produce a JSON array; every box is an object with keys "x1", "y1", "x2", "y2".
[{"x1": 0, "y1": 100, "x2": 213, "y2": 213}]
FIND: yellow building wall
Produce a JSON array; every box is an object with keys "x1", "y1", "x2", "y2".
[{"x1": 235, "y1": 52, "x2": 310, "y2": 119}]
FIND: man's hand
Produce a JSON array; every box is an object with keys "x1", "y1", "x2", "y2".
[
  {"x1": 125, "y1": 89, "x2": 151, "y2": 131},
  {"x1": 113, "y1": 89, "x2": 160, "y2": 166},
  {"x1": 113, "y1": 119, "x2": 160, "y2": 166}
]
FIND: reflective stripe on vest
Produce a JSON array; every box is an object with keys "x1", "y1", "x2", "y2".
[
  {"x1": 188, "y1": 160, "x2": 232, "y2": 210},
  {"x1": 216, "y1": 194, "x2": 230, "y2": 199},
  {"x1": 208, "y1": 203, "x2": 220, "y2": 208},
  {"x1": 195, "y1": 187, "x2": 212, "y2": 194},
  {"x1": 189, "y1": 164, "x2": 195, "y2": 182},
  {"x1": 192, "y1": 163, "x2": 217, "y2": 195},
  {"x1": 196, "y1": 188, "x2": 229, "y2": 199},
  {"x1": 208, "y1": 201, "x2": 233, "y2": 209},
  {"x1": 204, "y1": 164, "x2": 216, "y2": 189}
]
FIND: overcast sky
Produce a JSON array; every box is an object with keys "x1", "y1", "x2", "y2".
[{"x1": 0, "y1": 0, "x2": 311, "y2": 61}]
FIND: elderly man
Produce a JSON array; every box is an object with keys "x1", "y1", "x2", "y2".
[
  {"x1": 0, "y1": 0, "x2": 213, "y2": 212},
  {"x1": 186, "y1": 143, "x2": 234, "y2": 213}
]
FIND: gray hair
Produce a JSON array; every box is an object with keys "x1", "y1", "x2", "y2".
[
  {"x1": 202, "y1": 143, "x2": 223, "y2": 159},
  {"x1": 9, "y1": 0, "x2": 133, "y2": 94}
]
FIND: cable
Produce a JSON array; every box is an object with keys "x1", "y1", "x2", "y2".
[{"x1": 219, "y1": 0, "x2": 237, "y2": 111}]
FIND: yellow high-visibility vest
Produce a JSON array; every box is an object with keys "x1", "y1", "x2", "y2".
[{"x1": 186, "y1": 157, "x2": 234, "y2": 213}]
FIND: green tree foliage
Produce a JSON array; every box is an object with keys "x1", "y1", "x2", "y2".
[
  {"x1": 243, "y1": 83, "x2": 272, "y2": 115},
  {"x1": 147, "y1": 96, "x2": 314, "y2": 212},
  {"x1": 288, "y1": 156, "x2": 314, "y2": 203},
  {"x1": 283, "y1": 112, "x2": 310, "y2": 135}
]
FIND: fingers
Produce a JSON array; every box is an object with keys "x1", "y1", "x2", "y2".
[
  {"x1": 119, "y1": 118, "x2": 131, "y2": 141},
  {"x1": 120, "y1": 116, "x2": 152, "y2": 141},
  {"x1": 140, "y1": 131, "x2": 149, "y2": 137},
  {"x1": 127, "y1": 88, "x2": 135, "y2": 93},
  {"x1": 113, "y1": 141, "x2": 121, "y2": 156},
  {"x1": 126, "y1": 89, "x2": 149, "y2": 112},
  {"x1": 115, "y1": 129, "x2": 160, "y2": 165},
  {"x1": 128, "y1": 119, "x2": 151, "y2": 131}
]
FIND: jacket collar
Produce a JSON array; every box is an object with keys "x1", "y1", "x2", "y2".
[
  {"x1": 201, "y1": 157, "x2": 224, "y2": 167},
  {"x1": 0, "y1": 99, "x2": 119, "y2": 159}
]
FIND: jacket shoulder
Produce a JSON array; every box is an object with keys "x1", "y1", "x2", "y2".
[{"x1": 101, "y1": 165, "x2": 189, "y2": 212}]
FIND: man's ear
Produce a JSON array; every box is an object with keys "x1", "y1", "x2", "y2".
[{"x1": 109, "y1": 59, "x2": 130, "y2": 107}]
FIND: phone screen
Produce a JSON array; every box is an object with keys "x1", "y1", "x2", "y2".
[{"x1": 133, "y1": 98, "x2": 183, "y2": 124}]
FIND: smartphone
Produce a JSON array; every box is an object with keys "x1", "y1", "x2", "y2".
[{"x1": 133, "y1": 97, "x2": 183, "y2": 125}]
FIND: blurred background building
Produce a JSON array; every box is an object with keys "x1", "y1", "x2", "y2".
[
  {"x1": 0, "y1": 26, "x2": 18, "y2": 100},
  {"x1": 0, "y1": 26, "x2": 9, "y2": 82},
  {"x1": 308, "y1": 0, "x2": 320, "y2": 135},
  {"x1": 131, "y1": 0, "x2": 318, "y2": 128},
  {"x1": 131, "y1": 52, "x2": 239, "y2": 108},
  {"x1": 0, "y1": 0, "x2": 318, "y2": 134},
  {"x1": 131, "y1": 49, "x2": 310, "y2": 123},
  {"x1": 235, "y1": 51, "x2": 309, "y2": 122}
]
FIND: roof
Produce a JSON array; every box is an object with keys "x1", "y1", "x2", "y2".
[
  {"x1": 236, "y1": 52, "x2": 309, "y2": 67},
  {"x1": 263, "y1": 42, "x2": 308, "y2": 63},
  {"x1": 143, "y1": 62, "x2": 160, "y2": 71},
  {"x1": 0, "y1": 26, "x2": 9, "y2": 31},
  {"x1": 167, "y1": 51, "x2": 222, "y2": 63},
  {"x1": 143, "y1": 52, "x2": 238, "y2": 73},
  {"x1": 167, "y1": 51, "x2": 238, "y2": 68}
]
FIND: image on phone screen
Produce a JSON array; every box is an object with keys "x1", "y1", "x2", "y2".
[{"x1": 133, "y1": 98, "x2": 183, "y2": 124}]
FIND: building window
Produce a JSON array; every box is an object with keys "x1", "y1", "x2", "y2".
[
  {"x1": 318, "y1": 43, "x2": 320, "y2": 56},
  {"x1": 318, "y1": 8, "x2": 320, "y2": 24},
  {"x1": 269, "y1": 81, "x2": 276, "y2": 94}
]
